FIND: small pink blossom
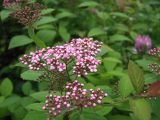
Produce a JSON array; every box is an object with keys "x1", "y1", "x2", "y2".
[{"x1": 42, "y1": 81, "x2": 108, "y2": 118}]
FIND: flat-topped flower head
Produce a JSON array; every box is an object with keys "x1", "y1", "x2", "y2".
[
  {"x1": 20, "y1": 38, "x2": 102, "y2": 77},
  {"x1": 42, "y1": 81, "x2": 108, "y2": 118}
]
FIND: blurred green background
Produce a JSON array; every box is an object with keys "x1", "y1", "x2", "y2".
[{"x1": 0, "y1": 0, "x2": 160, "y2": 120}]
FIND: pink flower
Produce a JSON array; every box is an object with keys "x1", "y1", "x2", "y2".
[
  {"x1": 58, "y1": 63, "x2": 66, "y2": 72},
  {"x1": 20, "y1": 38, "x2": 102, "y2": 76},
  {"x1": 42, "y1": 81, "x2": 108, "y2": 118}
]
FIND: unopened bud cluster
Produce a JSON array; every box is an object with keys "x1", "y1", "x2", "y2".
[
  {"x1": 148, "y1": 48, "x2": 160, "y2": 57},
  {"x1": 20, "y1": 38, "x2": 102, "y2": 77},
  {"x1": 148, "y1": 48, "x2": 160, "y2": 75},
  {"x1": 3, "y1": 0, "x2": 44, "y2": 25},
  {"x1": 3, "y1": 0, "x2": 21, "y2": 8},
  {"x1": 42, "y1": 81, "x2": 107, "y2": 118},
  {"x1": 11, "y1": 3, "x2": 44, "y2": 25}
]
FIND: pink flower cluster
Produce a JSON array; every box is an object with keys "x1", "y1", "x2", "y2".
[
  {"x1": 20, "y1": 38, "x2": 102, "y2": 77},
  {"x1": 42, "y1": 81, "x2": 107, "y2": 118}
]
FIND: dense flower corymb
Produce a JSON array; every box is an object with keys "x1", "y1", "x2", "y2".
[
  {"x1": 134, "y1": 35, "x2": 152, "y2": 53},
  {"x1": 42, "y1": 81, "x2": 107, "y2": 118},
  {"x1": 20, "y1": 38, "x2": 102, "y2": 77}
]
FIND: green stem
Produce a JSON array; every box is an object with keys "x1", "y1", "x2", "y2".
[{"x1": 28, "y1": 26, "x2": 46, "y2": 48}]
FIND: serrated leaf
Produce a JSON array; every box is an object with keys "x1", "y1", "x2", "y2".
[
  {"x1": 41, "y1": 8, "x2": 55, "y2": 15},
  {"x1": 30, "y1": 91, "x2": 48, "y2": 101},
  {"x1": 9, "y1": 35, "x2": 33, "y2": 49},
  {"x1": 119, "y1": 75, "x2": 134, "y2": 97},
  {"x1": 88, "y1": 28, "x2": 105, "y2": 37},
  {"x1": 26, "y1": 103, "x2": 44, "y2": 111},
  {"x1": 58, "y1": 25, "x2": 70, "y2": 42},
  {"x1": 128, "y1": 60, "x2": 144, "y2": 93},
  {"x1": 36, "y1": 30, "x2": 56, "y2": 43},
  {"x1": 21, "y1": 70, "x2": 43, "y2": 81},
  {"x1": 35, "y1": 16, "x2": 56, "y2": 26},
  {"x1": 56, "y1": 11, "x2": 75, "y2": 19},
  {"x1": 110, "y1": 34, "x2": 131, "y2": 42},
  {"x1": 78, "y1": 1, "x2": 99, "y2": 7},
  {"x1": 0, "y1": 78, "x2": 13, "y2": 97},
  {"x1": 129, "y1": 98, "x2": 152, "y2": 120}
]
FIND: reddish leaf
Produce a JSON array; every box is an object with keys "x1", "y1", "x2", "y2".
[{"x1": 142, "y1": 81, "x2": 160, "y2": 97}]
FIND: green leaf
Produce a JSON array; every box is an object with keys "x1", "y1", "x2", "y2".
[
  {"x1": 130, "y1": 31, "x2": 138, "y2": 40},
  {"x1": 36, "y1": 30, "x2": 56, "y2": 43},
  {"x1": 41, "y1": 8, "x2": 55, "y2": 15},
  {"x1": 0, "y1": 95, "x2": 21, "y2": 108},
  {"x1": 110, "y1": 34, "x2": 131, "y2": 42},
  {"x1": 0, "y1": 10, "x2": 11, "y2": 21},
  {"x1": 36, "y1": 24, "x2": 54, "y2": 30},
  {"x1": 23, "y1": 111, "x2": 47, "y2": 120},
  {"x1": 30, "y1": 91, "x2": 60, "y2": 102},
  {"x1": 30, "y1": 91, "x2": 48, "y2": 101},
  {"x1": 26, "y1": 103, "x2": 44, "y2": 111},
  {"x1": 21, "y1": 97, "x2": 35, "y2": 107},
  {"x1": 78, "y1": 1, "x2": 99, "y2": 7},
  {"x1": 98, "y1": 44, "x2": 113, "y2": 56},
  {"x1": 128, "y1": 60, "x2": 144, "y2": 93},
  {"x1": 12, "y1": 106, "x2": 27, "y2": 120},
  {"x1": 136, "y1": 59, "x2": 152, "y2": 71},
  {"x1": 0, "y1": 96, "x2": 5, "y2": 104},
  {"x1": 150, "y1": 97, "x2": 160, "y2": 118},
  {"x1": 83, "y1": 106, "x2": 113, "y2": 116},
  {"x1": 111, "y1": 12, "x2": 129, "y2": 19},
  {"x1": 70, "y1": 111, "x2": 107, "y2": 120},
  {"x1": 55, "y1": 11, "x2": 75, "y2": 19},
  {"x1": 58, "y1": 24, "x2": 70, "y2": 42},
  {"x1": 8, "y1": 35, "x2": 33, "y2": 49},
  {"x1": 97, "y1": 12, "x2": 109, "y2": 20},
  {"x1": 118, "y1": 75, "x2": 134, "y2": 97},
  {"x1": 35, "y1": 16, "x2": 56, "y2": 26},
  {"x1": 21, "y1": 70, "x2": 43, "y2": 81},
  {"x1": 22, "y1": 82, "x2": 32, "y2": 95},
  {"x1": 88, "y1": 28, "x2": 106, "y2": 37},
  {"x1": 114, "y1": 24, "x2": 129, "y2": 32},
  {"x1": 129, "y1": 98, "x2": 152, "y2": 120},
  {"x1": 103, "y1": 57, "x2": 121, "y2": 71},
  {"x1": 0, "y1": 78, "x2": 13, "y2": 97},
  {"x1": 108, "y1": 115, "x2": 132, "y2": 120},
  {"x1": 28, "y1": 27, "x2": 46, "y2": 48}
]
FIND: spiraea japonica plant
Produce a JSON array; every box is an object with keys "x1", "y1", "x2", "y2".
[
  {"x1": 2, "y1": 0, "x2": 160, "y2": 120},
  {"x1": 19, "y1": 37, "x2": 108, "y2": 119}
]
